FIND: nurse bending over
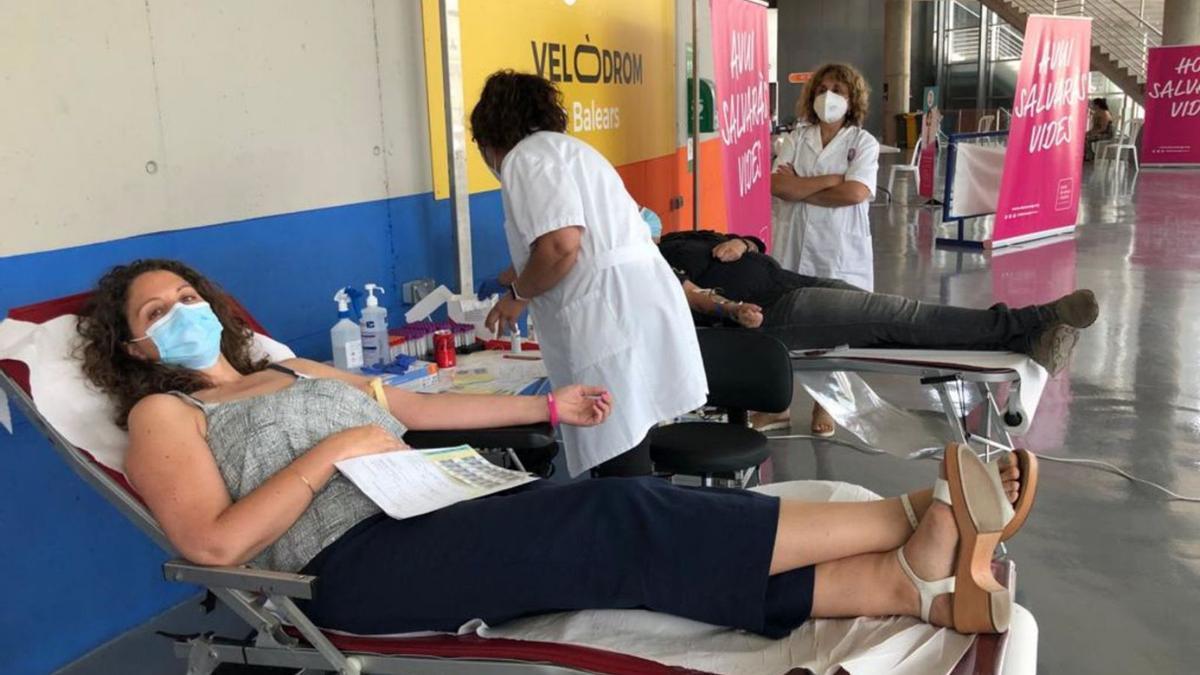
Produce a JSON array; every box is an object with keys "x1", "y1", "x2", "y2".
[
  {"x1": 473, "y1": 70, "x2": 706, "y2": 478},
  {"x1": 79, "y1": 259, "x2": 1037, "y2": 638}
]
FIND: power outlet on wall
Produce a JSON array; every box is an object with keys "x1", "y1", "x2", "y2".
[{"x1": 402, "y1": 278, "x2": 437, "y2": 304}]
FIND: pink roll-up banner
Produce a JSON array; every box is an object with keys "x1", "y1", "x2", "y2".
[
  {"x1": 993, "y1": 15, "x2": 1091, "y2": 248},
  {"x1": 1143, "y1": 44, "x2": 1200, "y2": 166},
  {"x1": 918, "y1": 116, "x2": 939, "y2": 200},
  {"x1": 710, "y1": 0, "x2": 771, "y2": 247}
]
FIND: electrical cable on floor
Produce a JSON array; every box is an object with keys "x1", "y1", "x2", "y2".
[
  {"x1": 1034, "y1": 453, "x2": 1200, "y2": 503},
  {"x1": 767, "y1": 431, "x2": 1200, "y2": 503},
  {"x1": 966, "y1": 433, "x2": 1200, "y2": 503}
]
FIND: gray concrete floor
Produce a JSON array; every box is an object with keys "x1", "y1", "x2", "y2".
[{"x1": 764, "y1": 162, "x2": 1200, "y2": 674}]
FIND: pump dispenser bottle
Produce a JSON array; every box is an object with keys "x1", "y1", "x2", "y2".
[
  {"x1": 360, "y1": 283, "x2": 390, "y2": 367},
  {"x1": 331, "y1": 289, "x2": 364, "y2": 370}
]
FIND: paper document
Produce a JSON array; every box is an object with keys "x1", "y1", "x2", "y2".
[{"x1": 335, "y1": 445, "x2": 537, "y2": 519}]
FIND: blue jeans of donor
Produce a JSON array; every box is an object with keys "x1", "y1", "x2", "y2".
[{"x1": 761, "y1": 277, "x2": 1055, "y2": 353}]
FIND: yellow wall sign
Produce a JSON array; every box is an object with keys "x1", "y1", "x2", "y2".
[{"x1": 422, "y1": 0, "x2": 676, "y2": 198}]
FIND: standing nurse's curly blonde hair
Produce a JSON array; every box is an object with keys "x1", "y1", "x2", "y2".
[{"x1": 796, "y1": 63, "x2": 871, "y2": 127}]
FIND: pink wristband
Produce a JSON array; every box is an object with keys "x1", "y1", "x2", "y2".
[{"x1": 547, "y1": 392, "x2": 560, "y2": 427}]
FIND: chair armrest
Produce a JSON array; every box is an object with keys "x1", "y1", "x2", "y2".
[
  {"x1": 403, "y1": 423, "x2": 557, "y2": 450},
  {"x1": 163, "y1": 559, "x2": 315, "y2": 599}
]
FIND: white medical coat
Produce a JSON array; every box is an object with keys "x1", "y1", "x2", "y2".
[
  {"x1": 772, "y1": 124, "x2": 880, "y2": 291},
  {"x1": 498, "y1": 132, "x2": 707, "y2": 476}
]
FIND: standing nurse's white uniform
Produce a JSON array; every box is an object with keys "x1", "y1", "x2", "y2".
[
  {"x1": 772, "y1": 124, "x2": 880, "y2": 291},
  {"x1": 499, "y1": 131, "x2": 707, "y2": 476}
]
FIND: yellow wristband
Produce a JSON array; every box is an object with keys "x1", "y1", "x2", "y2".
[{"x1": 369, "y1": 377, "x2": 388, "y2": 408}]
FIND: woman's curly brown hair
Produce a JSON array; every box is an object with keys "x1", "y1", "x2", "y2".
[
  {"x1": 796, "y1": 63, "x2": 871, "y2": 127},
  {"x1": 76, "y1": 259, "x2": 268, "y2": 428},
  {"x1": 470, "y1": 70, "x2": 568, "y2": 151}
]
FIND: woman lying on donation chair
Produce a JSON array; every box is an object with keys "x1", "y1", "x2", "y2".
[
  {"x1": 78, "y1": 259, "x2": 1039, "y2": 637},
  {"x1": 657, "y1": 228, "x2": 1100, "y2": 434}
]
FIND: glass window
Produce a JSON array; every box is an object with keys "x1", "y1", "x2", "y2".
[
  {"x1": 989, "y1": 24, "x2": 1023, "y2": 61},
  {"x1": 990, "y1": 61, "x2": 1019, "y2": 101},
  {"x1": 950, "y1": 0, "x2": 982, "y2": 29},
  {"x1": 946, "y1": 63, "x2": 980, "y2": 108},
  {"x1": 947, "y1": 28, "x2": 980, "y2": 63}
]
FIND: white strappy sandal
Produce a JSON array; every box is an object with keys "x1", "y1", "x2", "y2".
[
  {"x1": 896, "y1": 444, "x2": 1026, "y2": 634},
  {"x1": 899, "y1": 447, "x2": 1038, "y2": 543}
]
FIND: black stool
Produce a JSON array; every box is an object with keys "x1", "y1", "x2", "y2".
[{"x1": 650, "y1": 328, "x2": 792, "y2": 486}]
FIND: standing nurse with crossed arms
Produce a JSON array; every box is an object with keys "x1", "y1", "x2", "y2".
[{"x1": 771, "y1": 62, "x2": 881, "y2": 438}]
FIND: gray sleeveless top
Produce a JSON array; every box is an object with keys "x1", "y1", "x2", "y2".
[{"x1": 172, "y1": 367, "x2": 407, "y2": 572}]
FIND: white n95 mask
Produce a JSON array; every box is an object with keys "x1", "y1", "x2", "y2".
[{"x1": 814, "y1": 92, "x2": 849, "y2": 124}]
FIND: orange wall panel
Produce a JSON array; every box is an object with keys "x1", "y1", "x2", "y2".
[{"x1": 613, "y1": 138, "x2": 729, "y2": 236}]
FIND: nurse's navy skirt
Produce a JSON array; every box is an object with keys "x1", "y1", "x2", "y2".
[{"x1": 298, "y1": 477, "x2": 814, "y2": 638}]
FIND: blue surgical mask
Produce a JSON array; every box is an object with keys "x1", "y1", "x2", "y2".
[
  {"x1": 133, "y1": 301, "x2": 224, "y2": 369},
  {"x1": 640, "y1": 206, "x2": 663, "y2": 240}
]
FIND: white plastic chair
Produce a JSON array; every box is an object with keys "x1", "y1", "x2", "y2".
[
  {"x1": 977, "y1": 114, "x2": 996, "y2": 132},
  {"x1": 1090, "y1": 115, "x2": 1122, "y2": 161},
  {"x1": 887, "y1": 135, "x2": 922, "y2": 201},
  {"x1": 1099, "y1": 118, "x2": 1142, "y2": 169}
]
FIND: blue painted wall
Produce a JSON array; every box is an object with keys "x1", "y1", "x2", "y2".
[{"x1": 0, "y1": 190, "x2": 509, "y2": 673}]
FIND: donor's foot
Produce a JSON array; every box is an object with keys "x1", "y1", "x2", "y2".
[
  {"x1": 1049, "y1": 289, "x2": 1099, "y2": 329},
  {"x1": 1028, "y1": 324, "x2": 1079, "y2": 376},
  {"x1": 896, "y1": 502, "x2": 958, "y2": 628}
]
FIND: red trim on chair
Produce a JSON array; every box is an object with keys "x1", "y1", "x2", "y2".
[
  {"x1": 7, "y1": 291, "x2": 93, "y2": 324},
  {"x1": 6, "y1": 291, "x2": 269, "y2": 335},
  {"x1": 287, "y1": 629, "x2": 710, "y2": 675},
  {"x1": 0, "y1": 359, "x2": 31, "y2": 400}
]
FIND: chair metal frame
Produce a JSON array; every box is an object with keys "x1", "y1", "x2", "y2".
[
  {"x1": 789, "y1": 352, "x2": 1024, "y2": 461},
  {"x1": 1, "y1": 368, "x2": 607, "y2": 675}
]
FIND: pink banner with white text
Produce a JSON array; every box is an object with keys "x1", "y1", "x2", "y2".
[
  {"x1": 710, "y1": 0, "x2": 771, "y2": 247},
  {"x1": 993, "y1": 16, "x2": 1091, "y2": 247},
  {"x1": 1143, "y1": 44, "x2": 1200, "y2": 166}
]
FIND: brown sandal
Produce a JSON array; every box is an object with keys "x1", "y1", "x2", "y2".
[
  {"x1": 897, "y1": 443, "x2": 1027, "y2": 633},
  {"x1": 899, "y1": 447, "x2": 1038, "y2": 543}
]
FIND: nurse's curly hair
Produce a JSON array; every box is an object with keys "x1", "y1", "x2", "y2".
[
  {"x1": 796, "y1": 63, "x2": 871, "y2": 127},
  {"x1": 470, "y1": 70, "x2": 568, "y2": 150},
  {"x1": 76, "y1": 259, "x2": 268, "y2": 429}
]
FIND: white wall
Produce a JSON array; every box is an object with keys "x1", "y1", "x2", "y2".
[
  {"x1": 768, "y1": 7, "x2": 778, "y2": 84},
  {"x1": 0, "y1": 0, "x2": 432, "y2": 258}
]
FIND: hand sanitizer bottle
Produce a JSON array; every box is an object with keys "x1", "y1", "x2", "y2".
[
  {"x1": 331, "y1": 288, "x2": 364, "y2": 370},
  {"x1": 360, "y1": 283, "x2": 390, "y2": 367}
]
